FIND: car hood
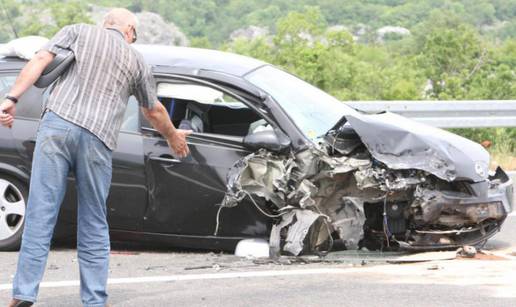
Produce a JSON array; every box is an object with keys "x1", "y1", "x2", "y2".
[{"x1": 328, "y1": 109, "x2": 489, "y2": 182}]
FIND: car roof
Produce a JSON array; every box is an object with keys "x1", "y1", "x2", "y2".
[
  {"x1": 133, "y1": 45, "x2": 266, "y2": 77},
  {"x1": 0, "y1": 55, "x2": 26, "y2": 70},
  {"x1": 0, "y1": 44, "x2": 267, "y2": 77}
]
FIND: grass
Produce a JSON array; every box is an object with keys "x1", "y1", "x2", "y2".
[
  {"x1": 490, "y1": 151, "x2": 516, "y2": 171},
  {"x1": 449, "y1": 128, "x2": 516, "y2": 171},
  {"x1": 486, "y1": 130, "x2": 516, "y2": 171}
]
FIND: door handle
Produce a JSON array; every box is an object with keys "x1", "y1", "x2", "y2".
[{"x1": 149, "y1": 154, "x2": 181, "y2": 164}]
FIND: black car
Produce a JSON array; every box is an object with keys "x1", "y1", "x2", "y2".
[{"x1": 0, "y1": 45, "x2": 513, "y2": 255}]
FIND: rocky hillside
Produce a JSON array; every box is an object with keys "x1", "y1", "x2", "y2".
[
  {"x1": 0, "y1": 4, "x2": 189, "y2": 46},
  {"x1": 89, "y1": 6, "x2": 188, "y2": 46}
]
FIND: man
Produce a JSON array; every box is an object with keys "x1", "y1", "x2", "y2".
[{"x1": 0, "y1": 8, "x2": 191, "y2": 307}]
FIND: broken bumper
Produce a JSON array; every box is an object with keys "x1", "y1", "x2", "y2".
[{"x1": 402, "y1": 167, "x2": 513, "y2": 251}]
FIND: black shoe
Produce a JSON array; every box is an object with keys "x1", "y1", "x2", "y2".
[{"x1": 13, "y1": 300, "x2": 33, "y2": 307}]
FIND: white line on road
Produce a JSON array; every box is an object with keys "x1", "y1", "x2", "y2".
[{"x1": 0, "y1": 268, "x2": 362, "y2": 291}]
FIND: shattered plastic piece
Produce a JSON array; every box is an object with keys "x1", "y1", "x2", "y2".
[
  {"x1": 235, "y1": 239, "x2": 270, "y2": 258},
  {"x1": 269, "y1": 211, "x2": 295, "y2": 258},
  {"x1": 283, "y1": 209, "x2": 325, "y2": 256},
  {"x1": 184, "y1": 265, "x2": 215, "y2": 271},
  {"x1": 457, "y1": 245, "x2": 477, "y2": 258},
  {"x1": 145, "y1": 265, "x2": 166, "y2": 271}
]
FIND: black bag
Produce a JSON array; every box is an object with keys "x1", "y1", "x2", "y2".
[{"x1": 34, "y1": 52, "x2": 75, "y2": 88}]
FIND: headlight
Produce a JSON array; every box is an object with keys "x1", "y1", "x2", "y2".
[{"x1": 475, "y1": 161, "x2": 488, "y2": 178}]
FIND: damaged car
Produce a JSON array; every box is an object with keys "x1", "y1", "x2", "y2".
[
  {"x1": 0, "y1": 45, "x2": 513, "y2": 255},
  {"x1": 218, "y1": 65, "x2": 513, "y2": 256}
]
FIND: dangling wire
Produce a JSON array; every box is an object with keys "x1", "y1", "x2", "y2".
[
  {"x1": 213, "y1": 191, "x2": 288, "y2": 236},
  {"x1": 243, "y1": 191, "x2": 287, "y2": 218},
  {"x1": 213, "y1": 204, "x2": 224, "y2": 236},
  {"x1": 382, "y1": 194, "x2": 391, "y2": 248},
  {"x1": 330, "y1": 127, "x2": 344, "y2": 155},
  {"x1": 0, "y1": 0, "x2": 18, "y2": 38}
]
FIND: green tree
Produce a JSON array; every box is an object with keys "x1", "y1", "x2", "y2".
[
  {"x1": 189, "y1": 37, "x2": 213, "y2": 49},
  {"x1": 19, "y1": 1, "x2": 92, "y2": 38},
  {"x1": 413, "y1": 12, "x2": 483, "y2": 98},
  {"x1": 0, "y1": 0, "x2": 21, "y2": 41}
]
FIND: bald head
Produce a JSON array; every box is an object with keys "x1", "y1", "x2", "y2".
[
  {"x1": 103, "y1": 8, "x2": 138, "y2": 30},
  {"x1": 103, "y1": 8, "x2": 138, "y2": 44}
]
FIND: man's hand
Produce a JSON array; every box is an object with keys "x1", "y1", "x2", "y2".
[
  {"x1": 167, "y1": 129, "x2": 192, "y2": 158},
  {"x1": 0, "y1": 99, "x2": 16, "y2": 128},
  {"x1": 0, "y1": 50, "x2": 54, "y2": 129},
  {"x1": 142, "y1": 102, "x2": 193, "y2": 158}
]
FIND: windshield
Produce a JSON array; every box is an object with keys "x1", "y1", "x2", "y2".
[{"x1": 245, "y1": 65, "x2": 354, "y2": 139}]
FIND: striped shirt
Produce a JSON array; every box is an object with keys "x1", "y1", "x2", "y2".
[{"x1": 42, "y1": 23, "x2": 156, "y2": 150}]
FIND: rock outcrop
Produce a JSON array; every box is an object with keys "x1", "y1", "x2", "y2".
[
  {"x1": 229, "y1": 25, "x2": 269, "y2": 41},
  {"x1": 89, "y1": 6, "x2": 189, "y2": 46}
]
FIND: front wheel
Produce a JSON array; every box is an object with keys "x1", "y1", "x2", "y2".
[{"x1": 0, "y1": 175, "x2": 28, "y2": 251}]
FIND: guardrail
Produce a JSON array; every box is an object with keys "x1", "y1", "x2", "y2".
[{"x1": 347, "y1": 100, "x2": 516, "y2": 128}]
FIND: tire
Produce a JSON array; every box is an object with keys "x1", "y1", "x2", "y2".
[{"x1": 0, "y1": 175, "x2": 28, "y2": 251}]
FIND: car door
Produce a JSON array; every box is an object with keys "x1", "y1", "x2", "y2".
[
  {"x1": 0, "y1": 72, "x2": 45, "y2": 177},
  {"x1": 55, "y1": 97, "x2": 147, "y2": 231},
  {"x1": 141, "y1": 76, "x2": 272, "y2": 238},
  {"x1": 104, "y1": 97, "x2": 147, "y2": 230}
]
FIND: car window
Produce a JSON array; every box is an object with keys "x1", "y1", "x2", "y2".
[
  {"x1": 0, "y1": 75, "x2": 16, "y2": 92},
  {"x1": 0, "y1": 74, "x2": 46, "y2": 119},
  {"x1": 155, "y1": 82, "x2": 264, "y2": 137},
  {"x1": 157, "y1": 83, "x2": 246, "y2": 109},
  {"x1": 246, "y1": 65, "x2": 355, "y2": 140},
  {"x1": 120, "y1": 96, "x2": 140, "y2": 133}
]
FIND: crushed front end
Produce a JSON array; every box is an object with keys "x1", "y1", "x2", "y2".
[{"x1": 217, "y1": 112, "x2": 513, "y2": 256}]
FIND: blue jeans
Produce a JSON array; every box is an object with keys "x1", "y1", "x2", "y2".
[{"x1": 12, "y1": 111, "x2": 113, "y2": 307}]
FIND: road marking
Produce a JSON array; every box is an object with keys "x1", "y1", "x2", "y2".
[
  {"x1": 510, "y1": 211, "x2": 516, "y2": 217},
  {"x1": 0, "y1": 268, "x2": 362, "y2": 291}
]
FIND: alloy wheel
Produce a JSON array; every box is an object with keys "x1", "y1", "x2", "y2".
[{"x1": 0, "y1": 178, "x2": 26, "y2": 241}]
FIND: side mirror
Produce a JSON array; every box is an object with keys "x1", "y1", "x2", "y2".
[{"x1": 243, "y1": 129, "x2": 291, "y2": 153}]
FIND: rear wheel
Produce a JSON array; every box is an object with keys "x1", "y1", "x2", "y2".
[{"x1": 0, "y1": 175, "x2": 28, "y2": 251}]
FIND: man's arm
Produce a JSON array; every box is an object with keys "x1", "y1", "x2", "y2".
[
  {"x1": 141, "y1": 102, "x2": 192, "y2": 157},
  {"x1": 0, "y1": 50, "x2": 55, "y2": 127},
  {"x1": 9, "y1": 50, "x2": 55, "y2": 98}
]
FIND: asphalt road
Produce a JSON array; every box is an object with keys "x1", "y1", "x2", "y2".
[
  {"x1": 0, "y1": 213, "x2": 515, "y2": 307},
  {"x1": 0, "y1": 173, "x2": 514, "y2": 307}
]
